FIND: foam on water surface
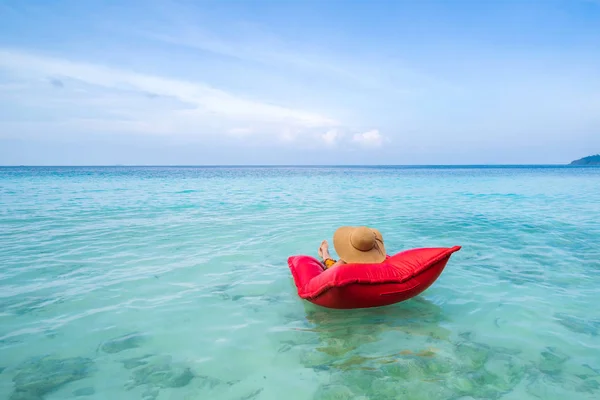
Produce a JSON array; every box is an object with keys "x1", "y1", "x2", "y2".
[{"x1": 1, "y1": 166, "x2": 599, "y2": 399}]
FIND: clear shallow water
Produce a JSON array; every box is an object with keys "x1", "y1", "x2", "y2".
[{"x1": 0, "y1": 166, "x2": 599, "y2": 400}]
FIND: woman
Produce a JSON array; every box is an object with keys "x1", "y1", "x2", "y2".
[{"x1": 318, "y1": 226, "x2": 387, "y2": 269}]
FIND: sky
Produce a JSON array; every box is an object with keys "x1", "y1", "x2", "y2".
[{"x1": 0, "y1": 0, "x2": 599, "y2": 165}]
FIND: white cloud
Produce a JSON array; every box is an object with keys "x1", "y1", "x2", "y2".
[
  {"x1": 321, "y1": 129, "x2": 342, "y2": 146},
  {"x1": 352, "y1": 129, "x2": 384, "y2": 148},
  {"x1": 0, "y1": 49, "x2": 340, "y2": 139}
]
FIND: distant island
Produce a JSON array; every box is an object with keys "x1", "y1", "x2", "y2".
[{"x1": 570, "y1": 154, "x2": 600, "y2": 165}]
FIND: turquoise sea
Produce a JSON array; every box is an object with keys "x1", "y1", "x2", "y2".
[{"x1": 1, "y1": 166, "x2": 599, "y2": 400}]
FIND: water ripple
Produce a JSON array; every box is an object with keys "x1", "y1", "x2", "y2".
[{"x1": 1, "y1": 166, "x2": 599, "y2": 399}]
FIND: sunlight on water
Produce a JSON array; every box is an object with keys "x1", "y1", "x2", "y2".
[{"x1": 0, "y1": 166, "x2": 599, "y2": 399}]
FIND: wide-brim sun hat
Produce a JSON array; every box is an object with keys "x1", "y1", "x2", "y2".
[{"x1": 333, "y1": 226, "x2": 386, "y2": 264}]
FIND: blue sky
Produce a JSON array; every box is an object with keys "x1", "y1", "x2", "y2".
[{"x1": 1, "y1": 0, "x2": 599, "y2": 165}]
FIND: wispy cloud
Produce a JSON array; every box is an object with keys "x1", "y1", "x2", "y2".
[
  {"x1": 136, "y1": 29, "x2": 456, "y2": 98},
  {"x1": 0, "y1": 49, "x2": 341, "y2": 142},
  {"x1": 110, "y1": 0, "x2": 457, "y2": 98},
  {"x1": 140, "y1": 29, "x2": 362, "y2": 84}
]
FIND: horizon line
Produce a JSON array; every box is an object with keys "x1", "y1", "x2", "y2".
[{"x1": 0, "y1": 163, "x2": 590, "y2": 168}]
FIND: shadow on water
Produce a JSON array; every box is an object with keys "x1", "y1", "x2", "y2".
[
  {"x1": 290, "y1": 297, "x2": 461, "y2": 399},
  {"x1": 299, "y1": 296, "x2": 452, "y2": 358},
  {"x1": 298, "y1": 298, "x2": 451, "y2": 371},
  {"x1": 285, "y1": 297, "x2": 600, "y2": 400}
]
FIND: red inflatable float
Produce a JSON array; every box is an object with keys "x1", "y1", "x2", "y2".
[{"x1": 288, "y1": 246, "x2": 461, "y2": 309}]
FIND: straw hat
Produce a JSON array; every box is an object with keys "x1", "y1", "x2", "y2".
[{"x1": 333, "y1": 226, "x2": 386, "y2": 264}]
